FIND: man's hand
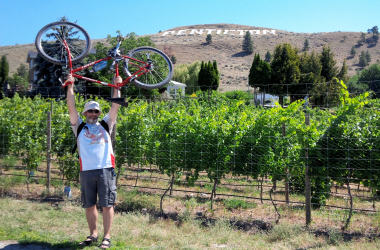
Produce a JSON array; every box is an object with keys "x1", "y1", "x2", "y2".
[
  {"x1": 63, "y1": 74, "x2": 75, "y2": 87},
  {"x1": 113, "y1": 76, "x2": 122, "y2": 86},
  {"x1": 112, "y1": 76, "x2": 122, "y2": 98}
]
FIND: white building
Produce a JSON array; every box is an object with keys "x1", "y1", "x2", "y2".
[{"x1": 166, "y1": 80, "x2": 186, "y2": 98}]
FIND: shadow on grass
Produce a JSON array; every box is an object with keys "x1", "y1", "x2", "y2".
[
  {"x1": 2, "y1": 240, "x2": 80, "y2": 249},
  {"x1": 313, "y1": 229, "x2": 380, "y2": 242}
]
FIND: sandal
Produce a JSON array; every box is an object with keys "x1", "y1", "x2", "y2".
[
  {"x1": 99, "y1": 238, "x2": 111, "y2": 249},
  {"x1": 79, "y1": 235, "x2": 98, "y2": 246}
]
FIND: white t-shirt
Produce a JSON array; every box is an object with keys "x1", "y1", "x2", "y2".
[{"x1": 72, "y1": 114, "x2": 115, "y2": 171}]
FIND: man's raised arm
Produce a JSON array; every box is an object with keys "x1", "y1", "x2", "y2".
[
  {"x1": 65, "y1": 75, "x2": 79, "y2": 125},
  {"x1": 108, "y1": 76, "x2": 121, "y2": 124}
]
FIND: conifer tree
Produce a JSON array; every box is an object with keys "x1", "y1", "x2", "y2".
[
  {"x1": 358, "y1": 63, "x2": 380, "y2": 98},
  {"x1": 319, "y1": 46, "x2": 338, "y2": 81},
  {"x1": 206, "y1": 34, "x2": 212, "y2": 45},
  {"x1": 365, "y1": 51, "x2": 371, "y2": 64},
  {"x1": 170, "y1": 55, "x2": 177, "y2": 64},
  {"x1": 242, "y1": 31, "x2": 253, "y2": 54},
  {"x1": 264, "y1": 51, "x2": 271, "y2": 62},
  {"x1": 197, "y1": 61, "x2": 220, "y2": 91},
  {"x1": 350, "y1": 46, "x2": 356, "y2": 58},
  {"x1": 372, "y1": 26, "x2": 379, "y2": 44},
  {"x1": 198, "y1": 61, "x2": 207, "y2": 91},
  {"x1": 0, "y1": 55, "x2": 9, "y2": 84},
  {"x1": 299, "y1": 51, "x2": 322, "y2": 84},
  {"x1": 358, "y1": 32, "x2": 366, "y2": 46},
  {"x1": 303, "y1": 39, "x2": 310, "y2": 51},
  {"x1": 337, "y1": 60, "x2": 348, "y2": 82},
  {"x1": 359, "y1": 51, "x2": 368, "y2": 67},
  {"x1": 248, "y1": 53, "x2": 271, "y2": 90},
  {"x1": 212, "y1": 60, "x2": 220, "y2": 90},
  {"x1": 270, "y1": 43, "x2": 300, "y2": 106}
]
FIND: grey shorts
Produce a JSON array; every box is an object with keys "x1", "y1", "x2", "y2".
[{"x1": 80, "y1": 168, "x2": 117, "y2": 208}]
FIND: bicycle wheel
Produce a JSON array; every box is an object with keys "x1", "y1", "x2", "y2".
[
  {"x1": 35, "y1": 21, "x2": 91, "y2": 65},
  {"x1": 124, "y1": 47, "x2": 173, "y2": 89}
]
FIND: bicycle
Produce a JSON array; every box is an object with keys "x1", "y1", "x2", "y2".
[{"x1": 35, "y1": 21, "x2": 173, "y2": 92}]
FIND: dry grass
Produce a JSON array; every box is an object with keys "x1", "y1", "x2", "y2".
[
  {"x1": 0, "y1": 197, "x2": 379, "y2": 249},
  {"x1": 1, "y1": 163, "x2": 378, "y2": 235},
  {"x1": 0, "y1": 163, "x2": 379, "y2": 249}
]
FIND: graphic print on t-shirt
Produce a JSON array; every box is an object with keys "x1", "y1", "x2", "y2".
[{"x1": 83, "y1": 125, "x2": 109, "y2": 144}]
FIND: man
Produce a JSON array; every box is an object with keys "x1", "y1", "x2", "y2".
[{"x1": 65, "y1": 74, "x2": 121, "y2": 249}]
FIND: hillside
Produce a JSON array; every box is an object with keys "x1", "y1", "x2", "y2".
[{"x1": 1, "y1": 24, "x2": 379, "y2": 92}]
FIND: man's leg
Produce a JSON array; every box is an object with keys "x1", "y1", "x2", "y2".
[
  {"x1": 98, "y1": 168, "x2": 116, "y2": 248},
  {"x1": 102, "y1": 206, "x2": 114, "y2": 239},
  {"x1": 86, "y1": 205, "x2": 98, "y2": 237}
]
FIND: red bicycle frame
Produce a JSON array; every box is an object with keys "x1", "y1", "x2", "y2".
[{"x1": 62, "y1": 39, "x2": 150, "y2": 88}]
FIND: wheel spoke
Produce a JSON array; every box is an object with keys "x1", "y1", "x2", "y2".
[
  {"x1": 36, "y1": 21, "x2": 90, "y2": 65},
  {"x1": 123, "y1": 47, "x2": 172, "y2": 89}
]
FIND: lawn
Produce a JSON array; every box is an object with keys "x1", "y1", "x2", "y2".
[{"x1": 0, "y1": 197, "x2": 379, "y2": 249}]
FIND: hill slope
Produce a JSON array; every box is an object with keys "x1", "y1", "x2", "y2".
[{"x1": 1, "y1": 24, "x2": 379, "y2": 92}]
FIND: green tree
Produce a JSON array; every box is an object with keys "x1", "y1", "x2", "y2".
[
  {"x1": 358, "y1": 32, "x2": 366, "y2": 46},
  {"x1": 264, "y1": 51, "x2": 272, "y2": 62},
  {"x1": 170, "y1": 55, "x2": 177, "y2": 64},
  {"x1": 372, "y1": 26, "x2": 379, "y2": 35},
  {"x1": 206, "y1": 34, "x2": 212, "y2": 45},
  {"x1": 319, "y1": 46, "x2": 338, "y2": 81},
  {"x1": 197, "y1": 61, "x2": 219, "y2": 91},
  {"x1": 8, "y1": 64, "x2": 30, "y2": 93},
  {"x1": 297, "y1": 51, "x2": 322, "y2": 101},
  {"x1": 372, "y1": 26, "x2": 379, "y2": 44},
  {"x1": 299, "y1": 51, "x2": 322, "y2": 83},
  {"x1": 350, "y1": 46, "x2": 356, "y2": 58},
  {"x1": 8, "y1": 74, "x2": 29, "y2": 93},
  {"x1": 346, "y1": 74, "x2": 369, "y2": 95},
  {"x1": 310, "y1": 78, "x2": 343, "y2": 107},
  {"x1": 32, "y1": 54, "x2": 66, "y2": 98},
  {"x1": 270, "y1": 43, "x2": 300, "y2": 106},
  {"x1": 0, "y1": 55, "x2": 9, "y2": 84},
  {"x1": 359, "y1": 51, "x2": 368, "y2": 67},
  {"x1": 242, "y1": 31, "x2": 253, "y2": 54},
  {"x1": 366, "y1": 51, "x2": 371, "y2": 64},
  {"x1": 198, "y1": 61, "x2": 207, "y2": 91},
  {"x1": 248, "y1": 53, "x2": 271, "y2": 91},
  {"x1": 32, "y1": 17, "x2": 84, "y2": 98},
  {"x1": 172, "y1": 61, "x2": 201, "y2": 94},
  {"x1": 212, "y1": 60, "x2": 220, "y2": 90},
  {"x1": 337, "y1": 60, "x2": 348, "y2": 83},
  {"x1": 303, "y1": 39, "x2": 310, "y2": 51},
  {"x1": 16, "y1": 64, "x2": 29, "y2": 79},
  {"x1": 358, "y1": 63, "x2": 380, "y2": 98},
  {"x1": 82, "y1": 31, "x2": 156, "y2": 99}
]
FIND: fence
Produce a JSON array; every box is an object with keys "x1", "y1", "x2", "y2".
[{"x1": 0, "y1": 80, "x2": 379, "y2": 233}]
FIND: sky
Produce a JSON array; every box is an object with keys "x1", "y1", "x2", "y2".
[{"x1": 0, "y1": 0, "x2": 379, "y2": 46}]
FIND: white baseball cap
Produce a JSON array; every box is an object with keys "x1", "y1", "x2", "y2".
[{"x1": 82, "y1": 101, "x2": 101, "y2": 115}]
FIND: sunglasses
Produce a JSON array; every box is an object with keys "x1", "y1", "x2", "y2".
[{"x1": 87, "y1": 109, "x2": 100, "y2": 114}]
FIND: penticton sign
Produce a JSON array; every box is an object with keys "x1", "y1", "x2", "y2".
[{"x1": 161, "y1": 29, "x2": 276, "y2": 36}]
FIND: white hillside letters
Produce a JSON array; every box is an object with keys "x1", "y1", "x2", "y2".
[{"x1": 161, "y1": 28, "x2": 276, "y2": 36}]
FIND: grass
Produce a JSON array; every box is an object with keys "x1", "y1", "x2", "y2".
[
  {"x1": 0, "y1": 196, "x2": 379, "y2": 249},
  {"x1": 223, "y1": 198, "x2": 257, "y2": 210},
  {"x1": 0, "y1": 165, "x2": 379, "y2": 249}
]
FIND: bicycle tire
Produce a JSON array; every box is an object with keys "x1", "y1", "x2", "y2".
[
  {"x1": 124, "y1": 47, "x2": 173, "y2": 89},
  {"x1": 35, "y1": 21, "x2": 91, "y2": 65}
]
